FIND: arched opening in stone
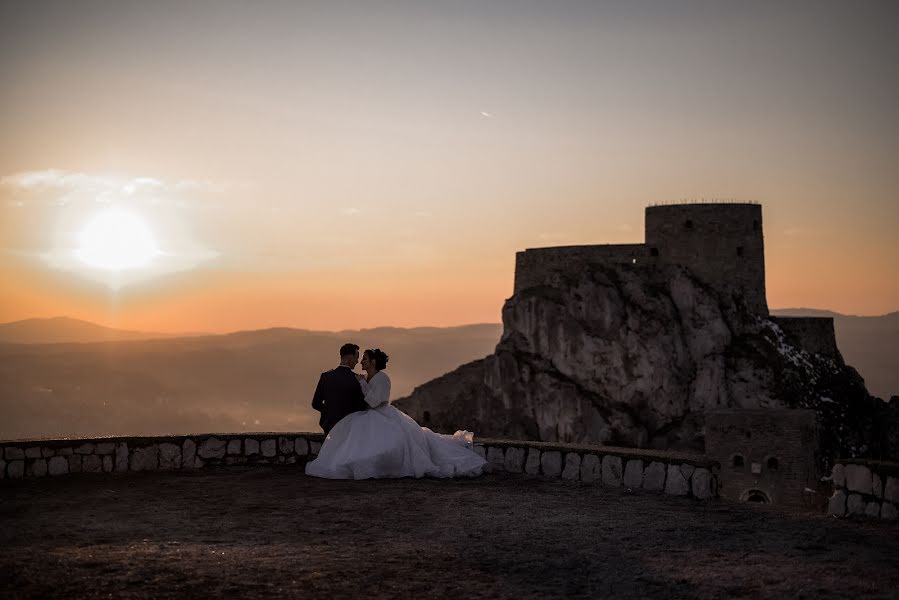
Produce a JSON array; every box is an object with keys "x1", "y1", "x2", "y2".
[
  {"x1": 650, "y1": 247, "x2": 659, "y2": 257},
  {"x1": 767, "y1": 457, "x2": 779, "y2": 470},
  {"x1": 731, "y1": 454, "x2": 744, "y2": 468},
  {"x1": 742, "y1": 489, "x2": 771, "y2": 504},
  {"x1": 736, "y1": 246, "x2": 744, "y2": 257},
  {"x1": 753, "y1": 219, "x2": 760, "y2": 231},
  {"x1": 684, "y1": 219, "x2": 694, "y2": 230}
]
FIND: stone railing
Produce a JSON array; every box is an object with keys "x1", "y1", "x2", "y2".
[
  {"x1": 0, "y1": 434, "x2": 719, "y2": 499},
  {"x1": 826, "y1": 459, "x2": 899, "y2": 520},
  {"x1": 0, "y1": 433, "x2": 326, "y2": 479},
  {"x1": 475, "y1": 438, "x2": 719, "y2": 499}
]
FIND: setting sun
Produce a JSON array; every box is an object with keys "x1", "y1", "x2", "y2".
[{"x1": 75, "y1": 208, "x2": 160, "y2": 271}]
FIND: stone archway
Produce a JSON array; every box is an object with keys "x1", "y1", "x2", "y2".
[{"x1": 740, "y1": 488, "x2": 771, "y2": 504}]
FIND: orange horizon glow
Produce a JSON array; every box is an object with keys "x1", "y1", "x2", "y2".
[{"x1": 2, "y1": 2, "x2": 897, "y2": 332}]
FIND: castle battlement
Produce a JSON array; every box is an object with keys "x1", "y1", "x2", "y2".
[{"x1": 514, "y1": 203, "x2": 768, "y2": 315}]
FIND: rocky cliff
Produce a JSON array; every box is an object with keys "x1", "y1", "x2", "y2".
[{"x1": 393, "y1": 262, "x2": 897, "y2": 465}]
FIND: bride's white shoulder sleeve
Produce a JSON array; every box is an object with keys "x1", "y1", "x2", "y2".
[{"x1": 363, "y1": 372, "x2": 391, "y2": 408}]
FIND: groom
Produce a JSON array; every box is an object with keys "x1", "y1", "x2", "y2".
[{"x1": 311, "y1": 343, "x2": 368, "y2": 434}]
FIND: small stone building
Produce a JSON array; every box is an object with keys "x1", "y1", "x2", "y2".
[{"x1": 705, "y1": 409, "x2": 818, "y2": 508}]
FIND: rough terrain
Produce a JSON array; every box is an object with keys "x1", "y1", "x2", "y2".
[{"x1": 2, "y1": 467, "x2": 898, "y2": 599}]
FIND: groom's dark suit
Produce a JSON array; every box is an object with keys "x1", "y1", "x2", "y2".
[{"x1": 311, "y1": 365, "x2": 368, "y2": 434}]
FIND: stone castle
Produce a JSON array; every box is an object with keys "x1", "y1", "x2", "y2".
[{"x1": 396, "y1": 202, "x2": 890, "y2": 507}]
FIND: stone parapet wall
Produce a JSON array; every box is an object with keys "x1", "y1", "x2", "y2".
[
  {"x1": 769, "y1": 316, "x2": 840, "y2": 360},
  {"x1": 0, "y1": 433, "x2": 326, "y2": 480},
  {"x1": 474, "y1": 438, "x2": 719, "y2": 499},
  {"x1": 826, "y1": 459, "x2": 899, "y2": 520},
  {"x1": 514, "y1": 244, "x2": 647, "y2": 293},
  {"x1": 0, "y1": 434, "x2": 718, "y2": 500}
]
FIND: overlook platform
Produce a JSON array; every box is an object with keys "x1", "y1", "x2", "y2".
[{"x1": 2, "y1": 467, "x2": 898, "y2": 599}]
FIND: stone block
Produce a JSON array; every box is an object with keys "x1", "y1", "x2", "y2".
[
  {"x1": 198, "y1": 437, "x2": 226, "y2": 459},
  {"x1": 295, "y1": 438, "x2": 309, "y2": 456},
  {"x1": 873, "y1": 473, "x2": 883, "y2": 499},
  {"x1": 0, "y1": 459, "x2": 5, "y2": 479},
  {"x1": 847, "y1": 493, "x2": 866, "y2": 515},
  {"x1": 691, "y1": 468, "x2": 714, "y2": 499},
  {"x1": 881, "y1": 502, "x2": 897, "y2": 520},
  {"x1": 286, "y1": 456, "x2": 297, "y2": 464},
  {"x1": 244, "y1": 438, "x2": 260, "y2": 455},
  {"x1": 827, "y1": 490, "x2": 847, "y2": 516},
  {"x1": 130, "y1": 445, "x2": 159, "y2": 471},
  {"x1": 5, "y1": 447, "x2": 24, "y2": 460},
  {"x1": 580, "y1": 454, "x2": 600, "y2": 483},
  {"x1": 278, "y1": 437, "x2": 293, "y2": 455},
  {"x1": 227, "y1": 439, "x2": 242, "y2": 455},
  {"x1": 28, "y1": 458, "x2": 48, "y2": 477},
  {"x1": 115, "y1": 443, "x2": 129, "y2": 472},
  {"x1": 831, "y1": 463, "x2": 845, "y2": 487},
  {"x1": 844, "y1": 465, "x2": 872, "y2": 495},
  {"x1": 48, "y1": 456, "x2": 68, "y2": 476},
  {"x1": 159, "y1": 443, "x2": 181, "y2": 470},
  {"x1": 643, "y1": 462, "x2": 666, "y2": 492},
  {"x1": 82, "y1": 455, "x2": 102, "y2": 473},
  {"x1": 562, "y1": 453, "x2": 581, "y2": 480},
  {"x1": 41, "y1": 448, "x2": 54, "y2": 458},
  {"x1": 865, "y1": 502, "x2": 881, "y2": 518},
  {"x1": 884, "y1": 477, "x2": 899, "y2": 504},
  {"x1": 261, "y1": 439, "x2": 277, "y2": 457},
  {"x1": 74, "y1": 443, "x2": 95, "y2": 455},
  {"x1": 57, "y1": 447, "x2": 73, "y2": 456},
  {"x1": 7, "y1": 460, "x2": 24, "y2": 479},
  {"x1": 102, "y1": 455, "x2": 113, "y2": 473},
  {"x1": 95, "y1": 443, "x2": 116, "y2": 455},
  {"x1": 310, "y1": 441, "x2": 322, "y2": 455},
  {"x1": 504, "y1": 447, "x2": 526, "y2": 473},
  {"x1": 474, "y1": 445, "x2": 486, "y2": 460},
  {"x1": 25, "y1": 447, "x2": 42, "y2": 459},
  {"x1": 525, "y1": 448, "x2": 541, "y2": 475},
  {"x1": 182, "y1": 439, "x2": 197, "y2": 469},
  {"x1": 601, "y1": 455, "x2": 623, "y2": 487},
  {"x1": 486, "y1": 447, "x2": 505, "y2": 472},
  {"x1": 541, "y1": 451, "x2": 562, "y2": 477},
  {"x1": 665, "y1": 464, "x2": 689, "y2": 496},
  {"x1": 681, "y1": 464, "x2": 695, "y2": 480},
  {"x1": 68, "y1": 455, "x2": 83, "y2": 473},
  {"x1": 623, "y1": 459, "x2": 643, "y2": 488}
]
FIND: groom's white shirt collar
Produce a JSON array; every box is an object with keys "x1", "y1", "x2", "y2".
[{"x1": 337, "y1": 364, "x2": 352, "y2": 368}]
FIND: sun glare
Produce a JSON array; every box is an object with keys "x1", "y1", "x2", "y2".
[{"x1": 76, "y1": 208, "x2": 160, "y2": 271}]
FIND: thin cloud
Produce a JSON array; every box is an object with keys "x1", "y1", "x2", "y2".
[
  {"x1": 341, "y1": 207, "x2": 361, "y2": 216},
  {"x1": 480, "y1": 111, "x2": 495, "y2": 118}
]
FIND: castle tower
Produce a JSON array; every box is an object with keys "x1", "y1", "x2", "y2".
[{"x1": 644, "y1": 203, "x2": 768, "y2": 315}]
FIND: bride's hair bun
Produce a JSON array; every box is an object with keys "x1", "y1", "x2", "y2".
[{"x1": 366, "y1": 348, "x2": 389, "y2": 370}]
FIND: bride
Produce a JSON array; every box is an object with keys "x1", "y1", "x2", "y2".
[{"x1": 304, "y1": 348, "x2": 487, "y2": 479}]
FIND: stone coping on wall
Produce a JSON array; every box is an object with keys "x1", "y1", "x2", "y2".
[
  {"x1": 1, "y1": 433, "x2": 718, "y2": 500},
  {"x1": 826, "y1": 459, "x2": 899, "y2": 521}
]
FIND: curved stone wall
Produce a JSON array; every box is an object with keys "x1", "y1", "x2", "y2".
[
  {"x1": 514, "y1": 244, "x2": 646, "y2": 293},
  {"x1": 645, "y1": 203, "x2": 767, "y2": 314},
  {"x1": 769, "y1": 316, "x2": 841, "y2": 360},
  {"x1": 826, "y1": 459, "x2": 899, "y2": 520},
  {"x1": 0, "y1": 433, "x2": 719, "y2": 499}
]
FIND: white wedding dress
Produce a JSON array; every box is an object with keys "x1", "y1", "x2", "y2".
[{"x1": 304, "y1": 370, "x2": 487, "y2": 479}]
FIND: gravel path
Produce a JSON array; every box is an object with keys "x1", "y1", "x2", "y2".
[{"x1": 2, "y1": 468, "x2": 898, "y2": 599}]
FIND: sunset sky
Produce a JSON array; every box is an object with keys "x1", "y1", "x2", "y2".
[{"x1": 1, "y1": 1, "x2": 897, "y2": 333}]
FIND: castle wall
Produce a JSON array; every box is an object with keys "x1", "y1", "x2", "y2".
[
  {"x1": 769, "y1": 316, "x2": 841, "y2": 360},
  {"x1": 705, "y1": 409, "x2": 818, "y2": 508},
  {"x1": 645, "y1": 204, "x2": 768, "y2": 315},
  {"x1": 514, "y1": 244, "x2": 645, "y2": 293},
  {"x1": 826, "y1": 459, "x2": 899, "y2": 519}
]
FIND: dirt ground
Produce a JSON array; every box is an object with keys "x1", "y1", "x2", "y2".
[{"x1": 1, "y1": 467, "x2": 898, "y2": 599}]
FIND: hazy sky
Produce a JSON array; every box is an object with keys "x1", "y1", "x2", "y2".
[{"x1": 1, "y1": 1, "x2": 897, "y2": 332}]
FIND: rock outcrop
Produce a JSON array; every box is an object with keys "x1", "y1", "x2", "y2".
[{"x1": 393, "y1": 262, "x2": 896, "y2": 465}]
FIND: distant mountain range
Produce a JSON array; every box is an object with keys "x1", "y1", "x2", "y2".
[
  {"x1": 0, "y1": 318, "x2": 503, "y2": 440},
  {"x1": 0, "y1": 316, "x2": 203, "y2": 344},
  {"x1": 0, "y1": 310, "x2": 894, "y2": 440}
]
